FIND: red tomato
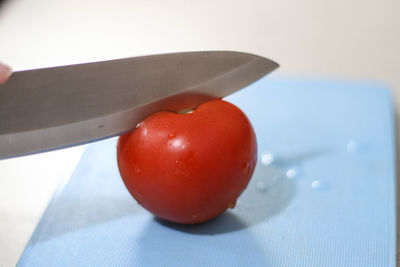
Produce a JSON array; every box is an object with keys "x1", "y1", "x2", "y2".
[{"x1": 117, "y1": 99, "x2": 257, "y2": 224}]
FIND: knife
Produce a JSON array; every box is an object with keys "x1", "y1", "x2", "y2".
[{"x1": 0, "y1": 51, "x2": 278, "y2": 159}]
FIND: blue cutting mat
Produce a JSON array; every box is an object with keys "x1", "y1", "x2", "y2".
[{"x1": 18, "y1": 76, "x2": 396, "y2": 267}]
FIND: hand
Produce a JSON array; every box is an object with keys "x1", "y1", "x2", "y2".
[{"x1": 0, "y1": 62, "x2": 12, "y2": 85}]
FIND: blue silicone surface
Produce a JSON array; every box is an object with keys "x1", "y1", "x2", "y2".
[{"x1": 18, "y1": 76, "x2": 396, "y2": 266}]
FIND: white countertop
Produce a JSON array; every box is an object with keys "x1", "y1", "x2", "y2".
[{"x1": 1, "y1": 0, "x2": 399, "y2": 266}]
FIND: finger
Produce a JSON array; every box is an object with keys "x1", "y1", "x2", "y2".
[{"x1": 0, "y1": 62, "x2": 12, "y2": 85}]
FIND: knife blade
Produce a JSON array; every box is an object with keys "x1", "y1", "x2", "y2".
[{"x1": 0, "y1": 51, "x2": 278, "y2": 159}]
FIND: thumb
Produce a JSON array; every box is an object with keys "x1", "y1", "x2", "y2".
[{"x1": 0, "y1": 62, "x2": 12, "y2": 85}]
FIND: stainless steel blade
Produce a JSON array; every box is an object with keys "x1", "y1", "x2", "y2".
[{"x1": 0, "y1": 51, "x2": 278, "y2": 159}]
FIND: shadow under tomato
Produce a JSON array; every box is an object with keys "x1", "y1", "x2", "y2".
[
  {"x1": 155, "y1": 160, "x2": 297, "y2": 235},
  {"x1": 134, "y1": 215, "x2": 272, "y2": 266},
  {"x1": 155, "y1": 212, "x2": 246, "y2": 235},
  {"x1": 154, "y1": 147, "x2": 333, "y2": 235}
]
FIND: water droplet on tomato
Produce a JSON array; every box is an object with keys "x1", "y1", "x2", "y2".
[
  {"x1": 261, "y1": 152, "x2": 274, "y2": 165},
  {"x1": 168, "y1": 133, "x2": 176, "y2": 139},
  {"x1": 232, "y1": 201, "x2": 240, "y2": 211},
  {"x1": 242, "y1": 161, "x2": 253, "y2": 175},
  {"x1": 170, "y1": 138, "x2": 184, "y2": 149},
  {"x1": 135, "y1": 122, "x2": 143, "y2": 128},
  {"x1": 228, "y1": 201, "x2": 236, "y2": 209}
]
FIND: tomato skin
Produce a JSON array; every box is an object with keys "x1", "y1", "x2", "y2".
[{"x1": 117, "y1": 99, "x2": 257, "y2": 224}]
